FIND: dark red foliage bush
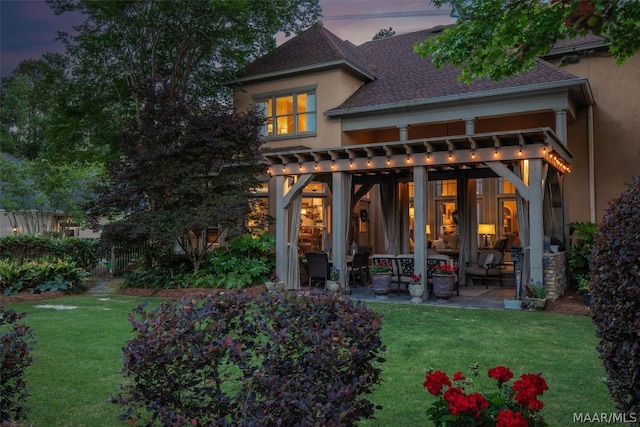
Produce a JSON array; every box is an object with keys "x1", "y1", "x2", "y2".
[
  {"x1": 591, "y1": 172, "x2": 640, "y2": 417},
  {"x1": 112, "y1": 291, "x2": 386, "y2": 426},
  {"x1": 0, "y1": 307, "x2": 36, "y2": 423}
]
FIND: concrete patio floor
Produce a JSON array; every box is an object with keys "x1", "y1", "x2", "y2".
[{"x1": 345, "y1": 265, "x2": 519, "y2": 310}]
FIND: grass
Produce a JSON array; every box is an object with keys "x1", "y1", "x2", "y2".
[{"x1": 5, "y1": 293, "x2": 624, "y2": 426}]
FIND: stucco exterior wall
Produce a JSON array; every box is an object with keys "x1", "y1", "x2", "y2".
[
  {"x1": 563, "y1": 53, "x2": 640, "y2": 223},
  {"x1": 233, "y1": 69, "x2": 364, "y2": 150}
]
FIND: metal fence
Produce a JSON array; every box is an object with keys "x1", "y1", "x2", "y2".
[{"x1": 91, "y1": 243, "x2": 147, "y2": 278}]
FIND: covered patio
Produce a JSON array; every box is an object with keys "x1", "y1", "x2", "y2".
[{"x1": 266, "y1": 127, "x2": 572, "y2": 299}]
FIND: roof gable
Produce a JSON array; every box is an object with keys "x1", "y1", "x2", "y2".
[
  {"x1": 236, "y1": 25, "x2": 375, "y2": 83},
  {"x1": 237, "y1": 25, "x2": 586, "y2": 114}
]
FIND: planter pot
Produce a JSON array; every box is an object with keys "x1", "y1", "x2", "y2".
[
  {"x1": 523, "y1": 297, "x2": 547, "y2": 310},
  {"x1": 504, "y1": 299, "x2": 522, "y2": 310},
  {"x1": 265, "y1": 281, "x2": 285, "y2": 293},
  {"x1": 371, "y1": 272, "x2": 392, "y2": 300},
  {"x1": 326, "y1": 280, "x2": 340, "y2": 292},
  {"x1": 408, "y1": 284, "x2": 425, "y2": 303},
  {"x1": 432, "y1": 274, "x2": 455, "y2": 301}
]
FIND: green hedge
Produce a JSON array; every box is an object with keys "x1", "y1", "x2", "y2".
[{"x1": 0, "y1": 235, "x2": 103, "y2": 271}]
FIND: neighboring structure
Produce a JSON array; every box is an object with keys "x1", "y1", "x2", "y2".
[
  {"x1": 0, "y1": 152, "x2": 100, "y2": 238},
  {"x1": 231, "y1": 24, "x2": 638, "y2": 292}
]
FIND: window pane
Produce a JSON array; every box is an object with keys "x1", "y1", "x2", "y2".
[
  {"x1": 257, "y1": 100, "x2": 272, "y2": 136},
  {"x1": 298, "y1": 112, "x2": 316, "y2": 132},
  {"x1": 276, "y1": 95, "x2": 293, "y2": 115},
  {"x1": 297, "y1": 93, "x2": 308, "y2": 112},
  {"x1": 440, "y1": 180, "x2": 457, "y2": 196},
  {"x1": 276, "y1": 115, "x2": 294, "y2": 135}
]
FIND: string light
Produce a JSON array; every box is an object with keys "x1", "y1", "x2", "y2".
[{"x1": 386, "y1": 156, "x2": 391, "y2": 165}]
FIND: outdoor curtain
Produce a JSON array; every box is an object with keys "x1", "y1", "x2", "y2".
[
  {"x1": 286, "y1": 194, "x2": 302, "y2": 289},
  {"x1": 380, "y1": 178, "x2": 400, "y2": 254},
  {"x1": 456, "y1": 176, "x2": 477, "y2": 285},
  {"x1": 515, "y1": 162, "x2": 530, "y2": 294},
  {"x1": 342, "y1": 173, "x2": 353, "y2": 290}
]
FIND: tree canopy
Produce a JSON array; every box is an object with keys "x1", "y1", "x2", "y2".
[
  {"x1": 48, "y1": 0, "x2": 321, "y2": 112},
  {"x1": 415, "y1": 0, "x2": 640, "y2": 83},
  {"x1": 86, "y1": 94, "x2": 266, "y2": 271},
  {"x1": 373, "y1": 27, "x2": 396, "y2": 40}
]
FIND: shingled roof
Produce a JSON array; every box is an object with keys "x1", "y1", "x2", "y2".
[
  {"x1": 235, "y1": 24, "x2": 375, "y2": 84},
  {"x1": 237, "y1": 24, "x2": 586, "y2": 116}
]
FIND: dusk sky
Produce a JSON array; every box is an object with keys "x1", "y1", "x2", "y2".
[{"x1": 0, "y1": 0, "x2": 456, "y2": 78}]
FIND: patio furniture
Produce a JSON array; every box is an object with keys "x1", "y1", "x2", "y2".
[
  {"x1": 395, "y1": 254, "x2": 415, "y2": 296},
  {"x1": 305, "y1": 251, "x2": 330, "y2": 288},
  {"x1": 492, "y1": 237, "x2": 508, "y2": 253},
  {"x1": 347, "y1": 252, "x2": 367, "y2": 288},
  {"x1": 465, "y1": 249, "x2": 504, "y2": 288}
]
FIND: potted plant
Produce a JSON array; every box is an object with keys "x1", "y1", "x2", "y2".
[
  {"x1": 523, "y1": 283, "x2": 547, "y2": 310},
  {"x1": 327, "y1": 267, "x2": 341, "y2": 292},
  {"x1": 432, "y1": 264, "x2": 458, "y2": 301},
  {"x1": 577, "y1": 274, "x2": 591, "y2": 306},
  {"x1": 408, "y1": 273, "x2": 424, "y2": 303},
  {"x1": 369, "y1": 260, "x2": 393, "y2": 299},
  {"x1": 265, "y1": 271, "x2": 284, "y2": 293}
]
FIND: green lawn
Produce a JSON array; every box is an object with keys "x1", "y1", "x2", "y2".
[{"x1": 5, "y1": 293, "x2": 623, "y2": 426}]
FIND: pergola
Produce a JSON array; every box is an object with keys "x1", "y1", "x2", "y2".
[{"x1": 264, "y1": 127, "x2": 572, "y2": 295}]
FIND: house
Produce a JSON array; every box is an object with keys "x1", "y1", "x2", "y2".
[{"x1": 232, "y1": 25, "x2": 639, "y2": 293}]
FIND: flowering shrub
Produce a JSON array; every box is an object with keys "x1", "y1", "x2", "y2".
[
  {"x1": 269, "y1": 270, "x2": 279, "y2": 282},
  {"x1": 433, "y1": 264, "x2": 459, "y2": 275},
  {"x1": 369, "y1": 260, "x2": 393, "y2": 274},
  {"x1": 410, "y1": 273, "x2": 422, "y2": 286},
  {"x1": 423, "y1": 363, "x2": 548, "y2": 426}
]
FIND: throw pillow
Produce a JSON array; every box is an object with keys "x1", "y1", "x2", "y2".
[{"x1": 483, "y1": 252, "x2": 495, "y2": 268}]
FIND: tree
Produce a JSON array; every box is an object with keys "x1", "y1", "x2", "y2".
[
  {"x1": 373, "y1": 27, "x2": 396, "y2": 40},
  {"x1": 86, "y1": 92, "x2": 267, "y2": 272},
  {"x1": 414, "y1": 0, "x2": 640, "y2": 83},
  {"x1": 47, "y1": 1, "x2": 320, "y2": 270},
  {"x1": 48, "y1": 0, "x2": 322, "y2": 113},
  {"x1": 0, "y1": 155, "x2": 104, "y2": 235}
]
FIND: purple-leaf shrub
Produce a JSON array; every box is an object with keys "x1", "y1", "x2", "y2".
[
  {"x1": 0, "y1": 307, "x2": 36, "y2": 423},
  {"x1": 591, "y1": 172, "x2": 640, "y2": 417},
  {"x1": 112, "y1": 292, "x2": 386, "y2": 426}
]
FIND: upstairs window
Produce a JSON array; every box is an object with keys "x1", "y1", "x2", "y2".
[{"x1": 256, "y1": 89, "x2": 316, "y2": 137}]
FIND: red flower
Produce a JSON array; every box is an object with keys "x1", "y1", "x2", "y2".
[
  {"x1": 453, "y1": 371, "x2": 465, "y2": 381},
  {"x1": 443, "y1": 386, "x2": 467, "y2": 415},
  {"x1": 433, "y1": 264, "x2": 458, "y2": 275},
  {"x1": 496, "y1": 409, "x2": 529, "y2": 427},
  {"x1": 512, "y1": 373, "x2": 548, "y2": 410},
  {"x1": 466, "y1": 392, "x2": 490, "y2": 418},
  {"x1": 423, "y1": 370, "x2": 451, "y2": 395},
  {"x1": 443, "y1": 388, "x2": 489, "y2": 418},
  {"x1": 488, "y1": 365, "x2": 514, "y2": 386}
]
